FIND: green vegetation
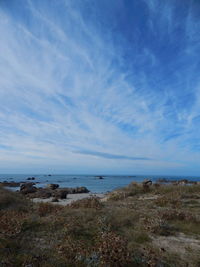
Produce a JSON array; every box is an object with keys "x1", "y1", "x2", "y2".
[{"x1": 0, "y1": 183, "x2": 200, "y2": 266}]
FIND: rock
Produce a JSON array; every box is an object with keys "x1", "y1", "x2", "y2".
[
  {"x1": 178, "y1": 179, "x2": 188, "y2": 185},
  {"x1": 32, "y1": 188, "x2": 52, "y2": 199},
  {"x1": 98, "y1": 176, "x2": 104, "y2": 179},
  {"x1": 53, "y1": 189, "x2": 68, "y2": 199},
  {"x1": 54, "y1": 186, "x2": 89, "y2": 194},
  {"x1": 51, "y1": 197, "x2": 59, "y2": 202},
  {"x1": 48, "y1": 174, "x2": 52, "y2": 176},
  {"x1": 142, "y1": 179, "x2": 152, "y2": 186},
  {"x1": 79, "y1": 186, "x2": 89, "y2": 193},
  {"x1": 74, "y1": 186, "x2": 90, "y2": 193},
  {"x1": 27, "y1": 177, "x2": 35, "y2": 180},
  {"x1": 46, "y1": 184, "x2": 59, "y2": 190},
  {"x1": 0, "y1": 181, "x2": 21, "y2": 187},
  {"x1": 52, "y1": 186, "x2": 89, "y2": 199},
  {"x1": 18, "y1": 185, "x2": 90, "y2": 199},
  {"x1": 20, "y1": 183, "x2": 37, "y2": 194}
]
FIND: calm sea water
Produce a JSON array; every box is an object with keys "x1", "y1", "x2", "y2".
[{"x1": 0, "y1": 174, "x2": 200, "y2": 193}]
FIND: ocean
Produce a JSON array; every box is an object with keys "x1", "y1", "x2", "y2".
[{"x1": 0, "y1": 174, "x2": 200, "y2": 193}]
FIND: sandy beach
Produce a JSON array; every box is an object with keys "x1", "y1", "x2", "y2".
[{"x1": 32, "y1": 192, "x2": 106, "y2": 205}]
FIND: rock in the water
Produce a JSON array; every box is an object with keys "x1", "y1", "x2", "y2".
[
  {"x1": 98, "y1": 176, "x2": 104, "y2": 179},
  {"x1": 46, "y1": 184, "x2": 59, "y2": 190},
  {"x1": 27, "y1": 177, "x2": 35, "y2": 180}
]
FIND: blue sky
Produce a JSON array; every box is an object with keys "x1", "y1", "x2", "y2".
[{"x1": 0, "y1": 0, "x2": 200, "y2": 175}]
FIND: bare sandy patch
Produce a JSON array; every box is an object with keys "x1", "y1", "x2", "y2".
[{"x1": 32, "y1": 193, "x2": 105, "y2": 205}]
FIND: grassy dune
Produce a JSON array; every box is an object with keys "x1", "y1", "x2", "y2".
[{"x1": 0, "y1": 183, "x2": 200, "y2": 266}]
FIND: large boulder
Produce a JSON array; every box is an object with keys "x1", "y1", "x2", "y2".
[
  {"x1": 74, "y1": 186, "x2": 90, "y2": 193},
  {"x1": 46, "y1": 184, "x2": 59, "y2": 190},
  {"x1": 32, "y1": 188, "x2": 52, "y2": 199},
  {"x1": 53, "y1": 189, "x2": 68, "y2": 199},
  {"x1": 52, "y1": 197, "x2": 59, "y2": 202},
  {"x1": 20, "y1": 183, "x2": 37, "y2": 194}
]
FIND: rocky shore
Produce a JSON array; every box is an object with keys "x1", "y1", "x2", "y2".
[
  {"x1": 1, "y1": 177, "x2": 199, "y2": 205},
  {"x1": 0, "y1": 180, "x2": 104, "y2": 204}
]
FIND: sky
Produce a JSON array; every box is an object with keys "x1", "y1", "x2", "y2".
[{"x1": 0, "y1": 0, "x2": 200, "y2": 175}]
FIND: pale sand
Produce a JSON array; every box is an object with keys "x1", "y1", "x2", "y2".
[{"x1": 32, "y1": 193, "x2": 106, "y2": 205}]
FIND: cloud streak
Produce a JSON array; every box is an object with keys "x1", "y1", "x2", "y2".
[
  {"x1": 74, "y1": 150, "x2": 151, "y2": 161},
  {"x1": 0, "y1": 0, "x2": 200, "y2": 174}
]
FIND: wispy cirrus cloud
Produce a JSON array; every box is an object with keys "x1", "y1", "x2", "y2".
[
  {"x1": 0, "y1": 0, "x2": 200, "y2": 174},
  {"x1": 73, "y1": 149, "x2": 151, "y2": 161}
]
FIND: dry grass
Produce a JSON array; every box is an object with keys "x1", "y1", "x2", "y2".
[{"x1": 0, "y1": 183, "x2": 200, "y2": 266}]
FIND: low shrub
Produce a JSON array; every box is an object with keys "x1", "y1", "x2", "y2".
[
  {"x1": 70, "y1": 197, "x2": 103, "y2": 209},
  {"x1": 0, "y1": 187, "x2": 30, "y2": 212}
]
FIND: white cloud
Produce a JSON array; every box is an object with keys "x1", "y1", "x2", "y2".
[{"x1": 0, "y1": 0, "x2": 200, "y2": 174}]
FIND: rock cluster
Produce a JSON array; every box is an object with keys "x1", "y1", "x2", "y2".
[
  {"x1": 18, "y1": 183, "x2": 90, "y2": 199},
  {"x1": 157, "y1": 178, "x2": 199, "y2": 185},
  {"x1": 27, "y1": 177, "x2": 35, "y2": 180},
  {"x1": 46, "y1": 184, "x2": 59, "y2": 190},
  {"x1": 0, "y1": 181, "x2": 21, "y2": 187},
  {"x1": 20, "y1": 183, "x2": 37, "y2": 194}
]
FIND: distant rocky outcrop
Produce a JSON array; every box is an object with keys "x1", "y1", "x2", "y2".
[
  {"x1": 97, "y1": 176, "x2": 104, "y2": 179},
  {"x1": 27, "y1": 177, "x2": 36, "y2": 180}
]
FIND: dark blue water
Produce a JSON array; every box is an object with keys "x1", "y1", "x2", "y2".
[{"x1": 0, "y1": 174, "x2": 200, "y2": 193}]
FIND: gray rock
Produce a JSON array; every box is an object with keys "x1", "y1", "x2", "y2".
[
  {"x1": 51, "y1": 197, "x2": 59, "y2": 202},
  {"x1": 53, "y1": 189, "x2": 68, "y2": 199},
  {"x1": 46, "y1": 184, "x2": 59, "y2": 190},
  {"x1": 20, "y1": 183, "x2": 37, "y2": 194},
  {"x1": 142, "y1": 179, "x2": 152, "y2": 186}
]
